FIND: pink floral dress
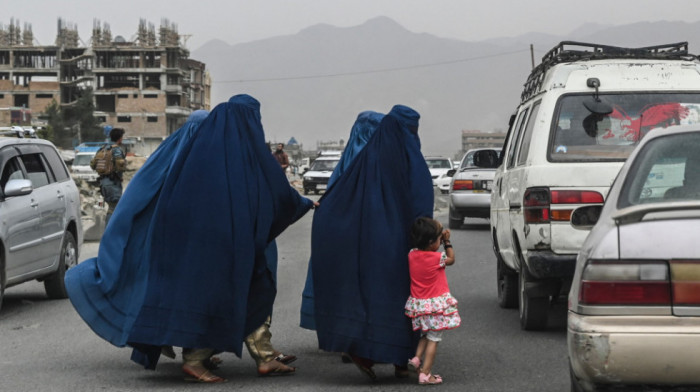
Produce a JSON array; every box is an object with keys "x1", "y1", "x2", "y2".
[{"x1": 404, "y1": 249, "x2": 461, "y2": 331}]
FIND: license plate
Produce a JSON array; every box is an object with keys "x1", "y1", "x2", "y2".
[{"x1": 317, "y1": 184, "x2": 327, "y2": 190}]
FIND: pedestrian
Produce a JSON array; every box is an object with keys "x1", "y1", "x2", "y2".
[
  {"x1": 311, "y1": 105, "x2": 434, "y2": 380},
  {"x1": 405, "y1": 217, "x2": 461, "y2": 385},
  {"x1": 273, "y1": 143, "x2": 290, "y2": 172},
  {"x1": 91, "y1": 127, "x2": 126, "y2": 226},
  {"x1": 66, "y1": 95, "x2": 315, "y2": 383},
  {"x1": 300, "y1": 110, "x2": 384, "y2": 331}
]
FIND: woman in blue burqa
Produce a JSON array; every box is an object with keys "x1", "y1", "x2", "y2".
[
  {"x1": 300, "y1": 110, "x2": 384, "y2": 330},
  {"x1": 310, "y1": 105, "x2": 434, "y2": 380},
  {"x1": 65, "y1": 94, "x2": 315, "y2": 383}
]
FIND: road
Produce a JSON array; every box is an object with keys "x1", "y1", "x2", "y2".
[{"x1": 0, "y1": 195, "x2": 569, "y2": 391}]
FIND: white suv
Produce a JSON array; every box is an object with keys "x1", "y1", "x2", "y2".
[
  {"x1": 489, "y1": 41, "x2": 700, "y2": 330},
  {"x1": 0, "y1": 136, "x2": 83, "y2": 311}
]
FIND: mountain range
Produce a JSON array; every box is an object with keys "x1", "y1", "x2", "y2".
[{"x1": 192, "y1": 17, "x2": 700, "y2": 157}]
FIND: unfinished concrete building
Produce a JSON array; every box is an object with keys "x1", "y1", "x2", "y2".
[{"x1": 0, "y1": 18, "x2": 211, "y2": 155}]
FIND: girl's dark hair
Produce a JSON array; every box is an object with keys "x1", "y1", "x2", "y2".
[{"x1": 410, "y1": 217, "x2": 441, "y2": 250}]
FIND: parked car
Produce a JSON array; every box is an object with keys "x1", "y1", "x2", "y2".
[
  {"x1": 71, "y1": 151, "x2": 99, "y2": 183},
  {"x1": 302, "y1": 155, "x2": 341, "y2": 194},
  {"x1": 447, "y1": 148, "x2": 500, "y2": 228},
  {"x1": 0, "y1": 135, "x2": 83, "y2": 311},
  {"x1": 490, "y1": 41, "x2": 700, "y2": 330},
  {"x1": 424, "y1": 156, "x2": 453, "y2": 186},
  {"x1": 568, "y1": 124, "x2": 700, "y2": 391}
]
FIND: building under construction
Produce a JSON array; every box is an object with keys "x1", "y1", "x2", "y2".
[{"x1": 0, "y1": 17, "x2": 211, "y2": 155}]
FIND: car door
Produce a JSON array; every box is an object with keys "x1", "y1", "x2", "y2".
[
  {"x1": 493, "y1": 107, "x2": 529, "y2": 267},
  {"x1": 17, "y1": 146, "x2": 65, "y2": 269},
  {"x1": 0, "y1": 150, "x2": 43, "y2": 281}
]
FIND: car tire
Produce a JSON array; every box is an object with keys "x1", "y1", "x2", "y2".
[
  {"x1": 303, "y1": 188, "x2": 309, "y2": 195},
  {"x1": 44, "y1": 231, "x2": 77, "y2": 299},
  {"x1": 518, "y1": 260, "x2": 549, "y2": 331},
  {"x1": 314, "y1": 189, "x2": 319, "y2": 195},
  {"x1": 496, "y1": 238, "x2": 518, "y2": 309},
  {"x1": 448, "y1": 209, "x2": 462, "y2": 229}
]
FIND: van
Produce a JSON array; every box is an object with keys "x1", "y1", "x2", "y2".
[{"x1": 489, "y1": 41, "x2": 700, "y2": 330}]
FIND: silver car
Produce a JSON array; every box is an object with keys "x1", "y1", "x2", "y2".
[
  {"x1": 0, "y1": 137, "x2": 83, "y2": 311},
  {"x1": 448, "y1": 148, "x2": 501, "y2": 228},
  {"x1": 568, "y1": 125, "x2": 700, "y2": 391}
]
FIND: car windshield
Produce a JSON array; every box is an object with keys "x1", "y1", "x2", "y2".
[
  {"x1": 310, "y1": 159, "x2": 339, "y2": 171},
  {"x1": 618, "y1": 131, "x2": 700, "y2": 208},
  {"x1": 425, "y1": 159, "x2": 451, "y2": 169},
  {"x1": 73, "y1": 154, "x2": 94, "y2": 166},
  {"x1": 550, "y1": 93, "x2": 700, "y2": 162}
]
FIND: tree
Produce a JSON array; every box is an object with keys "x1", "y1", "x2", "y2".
[{"x1": 45, "y1": 88, "x2": 102, "y2": 149}]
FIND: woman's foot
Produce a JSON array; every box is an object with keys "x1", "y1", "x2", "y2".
[
  {"x1": 418, "y1": 372, "x2": 443, "y2": 385},
  {"x1": 257, "y1": 358, "x2": 296, "y2": 376},
  {"x1": 202, "y1": 356, "x2": 222, "y2": 370},
  {"x1": 348, "y1": 354, "x2": 376, "y2": 380},
  {"x1": 182, "y1": 363, "x2": 226, "y2": 383}
]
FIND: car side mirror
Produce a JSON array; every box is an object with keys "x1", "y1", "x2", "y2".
[
  {"x1": 447, "y1": 169, "x2": 456, "y2": 177},
  {"x1": 570, "y1": 205, "x2": 603, "y2": 229},
  {"x1": 4, "y1": 179, "x2": 33, "y2": 197},
  {"x1": 472, "y1": 150, "x2": 500, "y2": 169}
]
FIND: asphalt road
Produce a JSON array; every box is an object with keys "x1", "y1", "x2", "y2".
[{"x1": 0, "y1": 195, "x2": 569, "y2": 391}]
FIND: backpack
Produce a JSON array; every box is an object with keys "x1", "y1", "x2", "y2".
[{"x1": 91, "y1": 145, "x2": 115, "y2": 176}]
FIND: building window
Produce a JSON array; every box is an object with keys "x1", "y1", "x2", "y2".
[
  {"x1": 147, "y1": 116, "x2": 158, "y2": 123},
  {"x1": 133, "y1": 93, "x2": 138, "y2": 98},
  {"x1": 36, "y1": 94, "x2": 53, "y2": 98},
  {"x1": 117, "y1": 116, "x2": 131, "y2": 123},
  {"x1": 0, "y1": 94, "x2": 4, "y2": 99},
  {"x1": 144, "y1": 94, "x2": 158, "y2": 99},
  {"x1": 95, "y1": 116, "x2": 106, "y2": 123},
  {"x1": 117, "y1": 94, "x2": 129, "y2": 99}
]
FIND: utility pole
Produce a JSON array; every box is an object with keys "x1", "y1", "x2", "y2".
[{"x1": 530, "y1": 44, "x2": 535, "y2": 69}]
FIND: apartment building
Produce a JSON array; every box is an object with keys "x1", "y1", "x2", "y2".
[{"x1": 0, "y1": 18, "x2": 211, "y2": 155}]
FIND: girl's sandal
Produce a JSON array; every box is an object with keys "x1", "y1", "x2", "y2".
[
  {"x1": 418, "y1": 372, "x2": 443, "y2": 385},
  {"x1": 407, "y1": 356, "x2": 421, "y2": 372}
]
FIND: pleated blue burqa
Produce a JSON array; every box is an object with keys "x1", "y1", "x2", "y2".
[
  {"x1": 311, "y1": 105, "x2": 434, "y2": 364},
  {"x1": 300, "y1": 111, "x2": 384, "y2": 330},
  {"x1": 65, "y1": 94, "x2": 313, "y2": 368}
]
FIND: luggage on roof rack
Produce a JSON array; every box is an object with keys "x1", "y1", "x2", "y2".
[
  {"x1": 521, "y1": 41, "x2": 696, "y2": 102},
  {"x1": 0, "y1": 126, "x2": 38, "y2": 138}
]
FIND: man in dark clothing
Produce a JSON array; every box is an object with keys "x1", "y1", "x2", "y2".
[
  {"x1": 273, "y1": 143, "x2": 289, "y2": 171},
  {"x1": 93, "y1": 127, "x2": 126, "y2": 226}
]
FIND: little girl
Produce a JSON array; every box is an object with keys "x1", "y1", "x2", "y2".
[{"x1": 404, "y1": 217, "x2": 461, "y2": 385}]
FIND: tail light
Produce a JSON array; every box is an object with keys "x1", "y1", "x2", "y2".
[
  {"x1": 452, "y1": 180, "x2": 473, "y2": 191},
  {"x1": 669, "y1": 260, "x2": 700, "y2": 306},
  {"x1": 523, "y1": 187, "x2": 550, "y2": 223},
  {"x1": 523, "y1": 188, "x2": 604, "y2": 223},
  {"x1": 579, "y1": 261, "x2": 671, "y2": 305}
]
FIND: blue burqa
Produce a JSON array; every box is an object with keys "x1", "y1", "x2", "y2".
[
  {"x1": 311, "y1": 105, "x2": 434, "y2": 364},
  {"x1": 300, "y1": 111, "x2": 384, "y2": 330},
  {"x1": 65, "y1": 94, "x2": 313, "y2": 369}
]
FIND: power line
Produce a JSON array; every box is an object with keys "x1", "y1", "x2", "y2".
[{"x1": 215, "y1": 48, "x2": 531, "y2": 84}]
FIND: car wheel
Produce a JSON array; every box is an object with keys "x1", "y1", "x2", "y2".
[
  {"x1": 303, "y1": 188, "x2": 309, "y2": 195},
  {"x1": 314, "y1": 189, "x2": 319, "y2": 195},
  {"x1": 518, "y1": 260, "x2": 549, "y2": 330},
  {"x1": 44, "y1": 231, "x2": 77, "y2": 299},
  {"x1": 448, "y1": 209, "x2": 462, "y2": 229},
  {"x1": 496, "y1": 234, "x2": 518, "y2": 308}
]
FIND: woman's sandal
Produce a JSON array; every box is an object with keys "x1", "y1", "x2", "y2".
[
  {"x1": 418, "y1": 372, "x2": 443, "y2": 385},
  {"x1": 182, "y1": 364, "x2": 227, "y2": 383}
]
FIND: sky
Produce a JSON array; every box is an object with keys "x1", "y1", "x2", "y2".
[{"x1": 8, "y1": 0, "x2": 700, "y2": 51}]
